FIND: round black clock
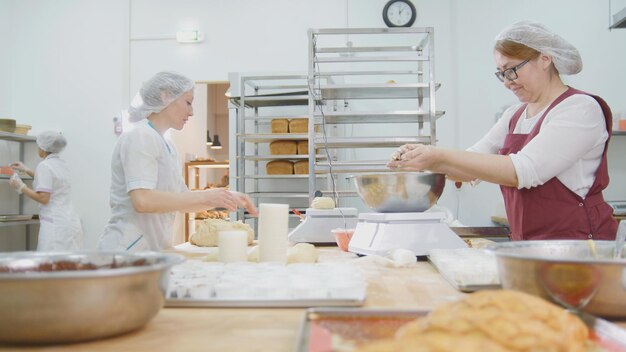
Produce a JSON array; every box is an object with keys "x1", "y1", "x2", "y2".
[{"x1": 383, "y1": 0, "x2": 417, "y2": 28}]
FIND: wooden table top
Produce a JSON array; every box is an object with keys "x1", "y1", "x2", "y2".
[{"x1": 2, "y1": 248, "x2": 624, "y2": 352}]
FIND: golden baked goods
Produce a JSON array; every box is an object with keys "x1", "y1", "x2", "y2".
[
  {"x1": 269, "y1": 140, "x2": 297, "y2": 155},
  {"x1": 294, "y1": 160, "x2": 308, "y2": 175},
  {"x1": 195, "y1": 210, "x2": 228, "y2": 220},
  {"x1": 289, "y1": 119, "x2": 308, "y2": 133},
  {"x1": 355, "y1": 290, "x2": 588, "y2": 352},
  {"x1": 266, "y1": 160, "x2": 293, "y2": 175},
  {"x1": 270, "y1": 119, "x2": 289, "y2": 133},
  {"x1": 296, "y1": 140, "x2": 308, "y2": 155},
  {"x1": 190, "y1": 219, "x2": 254, "y2": 247}
]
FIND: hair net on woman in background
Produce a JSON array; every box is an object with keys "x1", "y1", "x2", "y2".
[
  {"x1": 495, "y1": 20, "x2": 582, "y2": 75},
  {"x1": 36, "y1": 131, "x2": 67, "y2": 153},
  {"x1": 128, "y1": 71, "x2": 195, "y2": 122}
]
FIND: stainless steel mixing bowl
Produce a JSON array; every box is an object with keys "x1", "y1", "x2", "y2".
[
  {"x1": 491, "y1": 240, "x2": 626, "y2": 318},
  {"x1": 0, "y1": 251, "x2": 184, "y2": 344},
  {"x1": 351, "y1": 172, "x2": 446, "y2": 212}
]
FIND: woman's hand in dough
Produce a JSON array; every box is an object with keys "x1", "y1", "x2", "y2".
[
  {"x1": 387, "y1": 144, "x2": 440, "y2": 171},
  {"x1": 390, "y1": 144, "x2": 419, "y2": 162}
]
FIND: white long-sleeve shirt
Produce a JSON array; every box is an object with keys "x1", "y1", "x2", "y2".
[{"x1": 467, "y1": 94, "x2": 608, "y2": 199}]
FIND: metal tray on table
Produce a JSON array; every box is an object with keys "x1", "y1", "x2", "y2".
[{"x1": 295, "y1": 308, "x2": 626, "y2": 352}]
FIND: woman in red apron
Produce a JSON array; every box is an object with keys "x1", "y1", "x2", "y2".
[{"x1": 388, "y1": 21, "x2": 617, "y2": 240}]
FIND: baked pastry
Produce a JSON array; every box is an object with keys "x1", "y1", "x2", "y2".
[
  {"x1": 289, "y1": 119, "x2": 308, "y2": 133},
  {"x1": 269, "y1": 140, "x2": 297, "y2": 155},
  {"x1": 356, "y1": 290, "x2": 588, "y2": 352},
  {"x1": 190, "y1": 219, "x2": 254, "y2": 247},
  {"x1": 270, "y1": 119, "x2": 289, "y2": 133},
  {"x1": 294, "y1": 160, "x2": 308, "y2": 174},
  {"x1": 266, "y1": 160, "x2": 293, "y2": 175}
]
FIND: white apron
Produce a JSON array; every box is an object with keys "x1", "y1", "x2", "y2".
[
  {"x1": 34, "y1": 154, "x2": 83, "y2": 251},
  {"x1": 99, "y1": 120, "x2": 187, "y2": 252}
]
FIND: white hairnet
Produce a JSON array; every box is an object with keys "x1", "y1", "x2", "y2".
[
  {"x1": 495, "y1": 21, "x2": 582, "y2": 75},
  {"x1": 37, "y1": 131, "x2": 67, "y2": 153},
  {"x1": 128, "y1": 71, "x2": 194, "y2": 122}
]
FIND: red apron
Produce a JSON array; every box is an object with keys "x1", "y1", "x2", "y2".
[{"x1": 499, "y1": 87, "x2": 617, "y2": 241}]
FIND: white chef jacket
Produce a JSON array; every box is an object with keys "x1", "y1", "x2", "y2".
[
  {"x1": 34, "y1": 154, "x2": 83, "y2": 251},
  {"x1": 99, "y1": 120, "x2": 188, "y2": 252},
  {"x1": 467, "y1": 94, "x2": 608, "y2": 198}
]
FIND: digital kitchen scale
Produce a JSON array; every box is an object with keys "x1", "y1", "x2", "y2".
[
  {"x1": 348, "y1": 212, "x2": 468, "y2": 257},
  {"x1": 288, "y1": 208, "x2": 358, "y2": 243},
  {"x1": 608, "y1": 201, "x2": 626, "y2": 216}
]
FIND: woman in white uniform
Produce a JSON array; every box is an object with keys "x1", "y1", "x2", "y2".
[
  {"x1": 99, "y1": 71, "x2": 257, "y2": 252},
  {"x1": 10, "y1": 131, "x2": 83, "y2": 250}
]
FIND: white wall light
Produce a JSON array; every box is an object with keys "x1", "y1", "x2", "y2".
[{"x1": 176, "y1": 30, "x2": 204, "y2": 44}]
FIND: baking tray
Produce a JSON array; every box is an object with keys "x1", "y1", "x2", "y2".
[
  {"x1": 165, "y1": 297, "x2": 365, "y2": 308},
  {"x1": 0, "y1": 214, "x2": 36, "y2": 222},
  {"x1": 295, "y1": 308, "x2": 626, "y2": 352},
  {"x1": 428, "y1": 248, "x2": 501, "y2": 292}
]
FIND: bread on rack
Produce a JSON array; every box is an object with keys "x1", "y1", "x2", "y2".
[
  {"x1": 289, "y1": 119, "x2": 308, "y2": 133},
  {"x1": 269, "y1": 140, "x2": 297, "y2": 155},
  {"x1": 296, "y1": 140, "x2": 308, "y2": 155},
  {"x1": 294, "y1": 160, "x2": 308, "y2": 175},
  {"x1": 271, "y1": 119, "x2": 289, "y2": 133},
  {"x1": 266, "y1": 160, "x2": 294, "y2": 175}
]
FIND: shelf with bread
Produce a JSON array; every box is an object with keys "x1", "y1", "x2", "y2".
[
  {"x1": 230, "y1": 74, "x2": 326, "y2": 230},
  {"x1": 307, "y1": 27, "x2": 442, "y2": 201}
]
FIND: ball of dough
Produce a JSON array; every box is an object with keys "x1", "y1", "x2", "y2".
[
  {"x1": 287, "y1": 243, "x2": 319, "y2": 264},
  {"x1": 311, "y1": 197, "x2": 335, "y2": 209},
  {"x1": 190, "y1": 219, "x2": 254, "y2": 247}
]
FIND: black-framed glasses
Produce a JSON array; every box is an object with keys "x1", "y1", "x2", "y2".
[{"x1": 494, "y1": 59, "x2": 530, "y2": 82}]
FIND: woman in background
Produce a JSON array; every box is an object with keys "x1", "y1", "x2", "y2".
[
  {"x1": 99, "y1": 71, "x2": 257, "y2": 252},
  {"x1": 10, "y1": 131, "x2": 83, "y2": 250},
  {"x1": 389, "y1": 21, "x2": 617, "y2": 241}
]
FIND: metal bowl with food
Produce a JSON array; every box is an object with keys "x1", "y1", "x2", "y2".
[
  {"x1": 351, "y1": 172, "x2": 446, "y2": 213},
  {"x1": 490, "y1": 240, "x2": 626, "y2": 318},
  {"x1": 0, "y1": 251, "x2": 184, "y2": 344}
]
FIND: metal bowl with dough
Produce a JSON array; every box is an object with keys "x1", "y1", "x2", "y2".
[
  {"x1": 351, "y1": 172, "x2": 446, "y2": 213},
  {"x1": 491, "y1": 240, "x2": 626, "y2": 318},
  {"x1": 0, "y1": 251, "x2": 184, "y2": 344}
]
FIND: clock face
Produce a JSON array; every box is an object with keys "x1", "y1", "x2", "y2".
[{"x1": 384, "y1": 0, "x2": 416, "y2": 27}]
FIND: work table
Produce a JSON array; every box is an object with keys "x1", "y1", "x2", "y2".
[{"x1": 2, "y1": 247, "x2": 624, "y2": 352}]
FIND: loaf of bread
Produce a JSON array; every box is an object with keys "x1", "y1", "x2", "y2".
[
  {"x1": 294, "y1": 160, "x2": 308, "y2": 175},
  {"x1": 271, "y1": 119, "x2": 289, "y2": 133},
  {"x1": 266, "y1": 160, "x2": 294, "y2": 175},
  {"x1": 289, "y1": 119, "x2": 308, "y2": 133},
  {"x1": 269, "y1": 140, "x2": 297, "y2": 155},
  {"x1": 296, "y1": 140, "x2": 308, "y2": 155}
]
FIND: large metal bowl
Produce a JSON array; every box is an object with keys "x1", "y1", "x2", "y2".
[
  {"x1": 351, "y1": 172, "x2": 446, "y2": 213},
  {"x1": 491, "y1": 240, "x2": 626, "y2": 318},
  {"x1": 0, "y1": 251, "x2": 184, "y2": 344}
]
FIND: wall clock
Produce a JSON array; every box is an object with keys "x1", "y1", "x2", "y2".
[{"x1": 383, "y1": 0, "x2": 417, "y2": 28}]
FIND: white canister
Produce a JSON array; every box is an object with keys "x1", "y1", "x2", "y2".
[
  {"x1": 258, "y1": 203, "x2": 289, "y2": 263},
  {"x1": 218, "y1": 230, "x2": 248, "y2": 263}
]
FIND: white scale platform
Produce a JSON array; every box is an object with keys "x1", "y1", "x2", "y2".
[
  {"x1": 288, "y1": 208, "x2": 359, "y2": 243},
  {"x1": 348, "y1": 212, "x2": 468, "y2": 257}
]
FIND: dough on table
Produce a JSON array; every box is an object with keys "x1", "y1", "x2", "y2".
[
  {"x1": 287, "y1": 243, "x2": 318, "y2": 264},
  {"x1": 311, "y1": 196, "x2": 335, "y2": 209},
  {"x1": 190, "y1": 219, "x2": 254, "y2": 247}
]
